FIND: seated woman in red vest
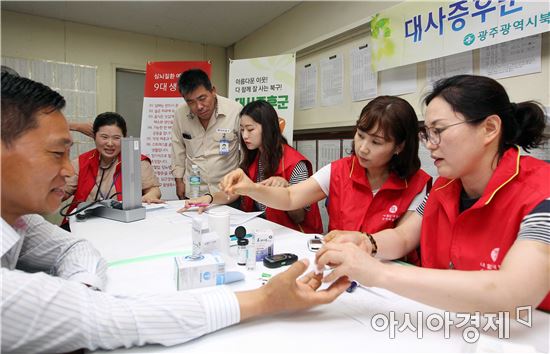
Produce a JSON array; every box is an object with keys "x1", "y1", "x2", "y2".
[
  {"x1": 62, "y1": 112, "x2": 162, "y2": 226},
  {"x1": 181, "y1": 100, "x2": 323, "y2": 234},
  {"x1": 315, "y1": 75, "x2": 550, "y2": 313},
  {"x1": 219, "y1": 96, "x2": 431, "y2": 263}
]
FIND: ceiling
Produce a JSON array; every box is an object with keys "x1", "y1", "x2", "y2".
[{"x1": 1, "y1": 1, "x2": 301, "y2": 47}]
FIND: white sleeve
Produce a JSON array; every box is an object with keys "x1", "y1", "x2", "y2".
[
  {"x1": 311, "y1": 163, "x2": 331, "y2": 196},
  {"x1": 17, "y1": 215, "x2": 107, "y2": 290},
  {"x1": 408, "y1": 184, "x2": 428, "y2": 211},
  {"x1": 1, "y1": 269, "x2": 240, "y2": 352}
]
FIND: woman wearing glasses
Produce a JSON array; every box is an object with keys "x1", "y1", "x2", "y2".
[
  {"x1": 316, "y1": 75, "x2": 550, "y2": 312},
  {"x1": 219, "y1": 96, "x2": 431, "y2": 261},
  {"x1": 62, "y1": 112, "x2": 162, "y2": 228}
]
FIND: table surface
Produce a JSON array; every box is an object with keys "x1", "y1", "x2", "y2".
[{"x1": 71, "y1": 201, "x2": 550, "y2": 353}]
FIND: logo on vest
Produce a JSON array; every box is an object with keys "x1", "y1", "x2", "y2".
[
  {"x1": 382, "y1": 205, "x2": 399, "y2": 222},
  {"x1": 480, "y1": 248, "x2": 501, "y2": 270},
  {"x1": 490, "y1": 248, "x2": 500, "y2": 262}
]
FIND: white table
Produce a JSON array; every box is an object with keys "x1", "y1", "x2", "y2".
[{"x1": 71, "y1": 201, "x2": 549, "y2": 353}]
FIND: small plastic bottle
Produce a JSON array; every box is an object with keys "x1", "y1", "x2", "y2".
[
  {"x1": 189, "y1": 217, "x2": 204, "y2": 260},
  {"x1": 189, "y1": 164, "x2": 201, "y2": 198},
  {"x1": 246, "y1": 236, "x2": 256, "y2": 271},
  {"x1": 237, "y1": 238, "x2": 249, "y2": 266}
]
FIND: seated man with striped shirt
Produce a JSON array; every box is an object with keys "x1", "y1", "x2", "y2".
[{"x1": 0, "y1": 72, "x2": 350, "y2": 353}]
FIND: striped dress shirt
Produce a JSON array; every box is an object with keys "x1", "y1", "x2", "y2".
[{"x1": 1, "y1": 215, "x2": 240, "y2": 353}]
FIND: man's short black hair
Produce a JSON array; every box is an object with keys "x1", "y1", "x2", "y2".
[
  {"x1": 1, "y1": 65, "x2": 19, "y2": 76},
  {"x1": 1, "y1": 72, "x2": 66, "y2": 147},
  {"x1": 177, "y1": 69, "x2": 212, "y2": 96}
]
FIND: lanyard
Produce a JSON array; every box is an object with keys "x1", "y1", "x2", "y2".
[{"x1": 93, "y1": 165, "x2": 120, "y2": 201}]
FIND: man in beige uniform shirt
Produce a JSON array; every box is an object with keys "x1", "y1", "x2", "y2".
[{"x1": 171, "y1": 69, "x2": 242, "y2": 201}]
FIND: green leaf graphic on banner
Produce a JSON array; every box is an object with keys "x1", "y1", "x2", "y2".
[{"x1": 371, "y1": 13, "x2": 395, "y2": 65}]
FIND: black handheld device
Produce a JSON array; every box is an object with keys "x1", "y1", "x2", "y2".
[{"x1": 263, "y1": 253, "x2": 298, "y2": 268}]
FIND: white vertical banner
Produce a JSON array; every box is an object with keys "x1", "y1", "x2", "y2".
[{"x1": 228, "y1": 54, "x2": 296, "y2": 145}]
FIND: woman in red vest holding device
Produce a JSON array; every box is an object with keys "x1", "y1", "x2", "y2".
[
  {"x1": 181, "y1": 100, "x2": 322, "y2": 234},
  {"x1": 316, "y1": 75, "x2": 550, "y2": 313},
  {"x1": 62, "y1": 112, "x2": 161, "y2": 228},
  {"x1": 219, "y1": 96, "x2": 431, "y2": 260}
]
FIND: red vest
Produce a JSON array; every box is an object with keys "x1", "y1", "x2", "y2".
[
  {"x1": 328, "y1": 155, "x2": 431, "y2": 232},
  {"x1": 66, "y1": 149, "x2": 151, "y2": 215},
  {"x1": 328, "y1": 156, "x2": 431, "y2": 264},
  {"x1": 421, "y1": 147, "x2": 550, "y2": 311},
  {"x1": 242, "y1": 145, "x2": 323, "y2": 234}
]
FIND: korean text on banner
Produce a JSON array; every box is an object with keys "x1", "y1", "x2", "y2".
[
  {"x1": 228, "y1": 54, "x2": 296, "y2": 145},
  {"x1": 371, "y1": 0, "x2": 549, "y2": 72},
  {"x1": 140, "y1": 61, "x2": 211, "y2": 200}
]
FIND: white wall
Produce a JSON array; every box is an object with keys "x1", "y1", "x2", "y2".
[
  {"x1": 233, "y1": 1, "x2": 397, "y2": 59},
  {"x1": 1, "y1": 10, "x2": 229, "y2": 115}
]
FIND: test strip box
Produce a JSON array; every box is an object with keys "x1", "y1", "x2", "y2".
[
  {"x1": 254, "y1": 229, "x2": 274, "y2": 261},
  {"x1": 174, "y1": 253, "x2": 225, "y2": 290}
]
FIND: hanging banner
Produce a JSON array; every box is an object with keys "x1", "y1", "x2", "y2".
[
  {"x1": 228, "y1": 54, "x2": 296, "y2": 144},
  {"x1": 140, "y1": 61, "x2": 211, "y2": 201},
  {"x1": 371, "y1": 0, "x2": 549, "y2": 72}
]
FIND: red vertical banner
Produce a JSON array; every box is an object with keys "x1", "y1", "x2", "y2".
[
  {"x1": 144, "y1": 61, "x2": 211, "y2": 97},
  {"x1": 140, "y1": 61, "x2": 212, "y2": 200}
]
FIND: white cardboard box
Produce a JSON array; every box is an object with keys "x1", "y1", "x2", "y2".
[{"x1": 174, "y1": 253, "x2": 225, "y2": 290}]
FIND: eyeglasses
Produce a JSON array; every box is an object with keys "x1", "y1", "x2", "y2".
[{"x1": 419, "y1": 117, "x2": 485, "y2": 146}]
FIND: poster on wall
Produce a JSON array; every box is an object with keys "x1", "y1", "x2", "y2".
[
  {"x1": 350, "y1": 43, "x2": 378, "y2": 101},
  {"x1": 140, "y1": 61, "x2": 211, "y2": 201},
  {"x1": 479, "y1": 34, "x2": 541, "y2": 79},
  {"x1": 298, "y1": 63, "x2": 317, "y2": 110},
  {"x1": 427, "y1": 51, "x2": 473, "y2": 85},
  {"x1": 370, "y1": 0, "x2": 549, "y2": 72},
  {"x1": 228, "y1": 54, "x2": 296, "y2": 144},
  {"x1": 320, "y1": 53, "x2": 344, "y2": 107}
]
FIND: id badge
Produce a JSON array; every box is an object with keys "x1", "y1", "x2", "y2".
[{"x1": 219, "y1": 134, "x2": 229, "y2": 155}]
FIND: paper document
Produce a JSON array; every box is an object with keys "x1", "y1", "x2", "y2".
[
  {"x1": 350, "y1": 44, "x2": 377, "y2": 101},
  {"x1": 480, "y1": 34, "x2": 541, "y2": 80},
  {"x1": 380, "y1": 64, "x2": 417, "y2": 96},
  {"x1": 298, "y1": 63, "x2": 317, "y2": 110},
  {"x1": 320, "y1": 54, "x2": 344, "y2": 106},
  {"x1": 179, "y1": 207, "x2": 264, "y2": 226},
  {"x1": 142, "y1": 203, "x2": 169, "y2": 211}
]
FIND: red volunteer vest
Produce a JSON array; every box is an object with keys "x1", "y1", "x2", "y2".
[
  {"x1": 328, "y1": 155, "x2": 431, "y2": 232},
  {"x1": 327, "y1": 156, "x2": 431, "y2": 264},
  {"x1": 242, "y1": 145, "x2": 323, "y2": 234},
  {"x1": 66, "y1": 149, "x2": 151, "y2": 215},
  {"x1": 420, "y1": 147, "x2": 550, "y2": 311}
]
